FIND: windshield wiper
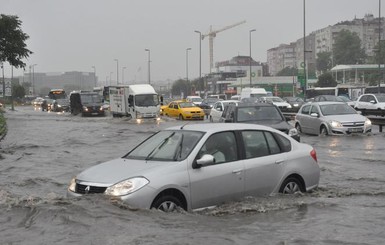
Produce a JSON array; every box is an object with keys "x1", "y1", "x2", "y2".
[
  {"x1": 145, "y1": 132, "x2": 175, "y2": 161},
  {"x1": 173, "y1": 133, "x2": 184, "y2": 161}
]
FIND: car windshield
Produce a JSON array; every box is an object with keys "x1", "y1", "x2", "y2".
[
  {"x1": 179, "y1": 102, "x2": 197, "y2": 108},
  {"x1": 338, "y1": 96, "x2": 352, "y2": 102},
  {"x1": 266, "y1": 97, "x2": 284, "y2": 102},
  {"x1": 320, "y1": 103, "x2": 357, "y2": 116},
  {"x1": 81, "y1": 94, "x2": 103, "y2": 103},
  {"x1": 57, "y1": 99, "x2": 69, "y2": 105},
  {"x1": 135, "y1": 94, "x2": 159, "y2": 107},
  {"x1": 125, "y1": 130, "x2": 204, "y2": 161},
  {"x1": 191, "y1": 97, "x2": 203, "y2": 102},
  {"x1": 237, "y1": 106, "x2": 283, "y2": 122}
]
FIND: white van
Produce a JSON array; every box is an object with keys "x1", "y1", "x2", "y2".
[{"x1": 240, "y1": 88, "x2": 268, "y2": 102}]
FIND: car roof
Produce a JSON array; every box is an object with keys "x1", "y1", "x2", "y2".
[
  {"x1": 234, "y1": 102, "x2": 275, "y2": 108},
  {"x1": 307, "y1": 101, "x2": 346, "y2": 106},
  {"x1": 166, "y1": 123, "x2": 279, "y2": 134}
]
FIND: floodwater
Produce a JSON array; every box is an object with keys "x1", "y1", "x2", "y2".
[{"x1": 1, "y1": 106, "x2": 385, "y2": 245}]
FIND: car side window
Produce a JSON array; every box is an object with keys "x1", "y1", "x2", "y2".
[
  {"x1": 241, "y1": 130, "x2": 270, "y2": 158},
  {"x1": 169, "y1": 103, "x2": 174, "y2": 109},
  {"x1": 310, "y1": 105, "x2": 319, "y2": 114},
  {"x1": 174, "y1": 104, "x2": 178, "y2": 109},
  {"x1": 368, "y1": 95, "x2": 375, "y2": 102},
  {"x1": 301, "y1": 105, "x2": 311, "y2": 115},
  {"x1": 274, "y1": 133, "x2": 292, "y2": 152},
  {"x1": 264, "y1": 132, "x2": 281, "y2": 155},
  {"x1": 198, "y1": 131, "x2": 238, "y2": 164}
]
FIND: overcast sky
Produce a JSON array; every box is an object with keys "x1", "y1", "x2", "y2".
[{"x1": 1, "y1": 0, "x2": 384, "y2": 84}]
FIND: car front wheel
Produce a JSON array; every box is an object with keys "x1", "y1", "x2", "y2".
[
  {"x1": 279, "y1": 177, "x2": 304, "y2": 194},
  {"x1": 151, "y1": 195, "x2": 183, "y2": 212},
  {"x1": 178, "y1": 114, "x2": 184, "y2": 120},
  {"x1": 320, "y1": 125, "x2": 328, "y2": 136}
]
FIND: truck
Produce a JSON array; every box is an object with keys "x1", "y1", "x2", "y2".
[
  {"x1": 240, "y1": 87, "x2": 268, "y2": 103},
  {"x1": 109, "y1": 84, "x2": 160, "y2": 122},
  {"x1": 69, "y1": 91, "x2": 105, "y2": 116}
]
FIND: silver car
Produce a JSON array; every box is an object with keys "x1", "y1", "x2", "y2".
[
  {"x1": 68, "y1": 123, "x2": 320, "y2": 212},
  {"x1": 295, "y1": 101, "x2": 372, "y2": 136}
]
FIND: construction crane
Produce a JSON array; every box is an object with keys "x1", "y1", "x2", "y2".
[{"x1": 202, "y1": 20, "x2": 246, "y2": 71}]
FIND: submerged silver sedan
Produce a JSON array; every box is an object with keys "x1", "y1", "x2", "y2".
[
  {"x1": 67, "y1": 123, "x2": 320, "y2": 212},
  {"x1": 295, "y1": 101, "x2": 372, "y2": 136}
]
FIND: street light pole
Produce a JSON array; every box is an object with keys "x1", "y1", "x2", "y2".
[
  {"x1": 303, "y1": 0, "x2": 307, "y2": 98},
  {"x1": 110, "y1": 72, "x2": 113, "y2": 85},
  {"x1": 122, "y1": 66, "x2": 126, "y2": 84},
  {"x1": 186, "y1": 48, "x2": 191, "y2": 83},
  {"x1": 114, "y1": 59, "x2": 119, "y2": 85},
  {"x1": 379, "y1": 0, "x2": 382, "y2": 93},
  {"x1": 249, "y1": 29, "x2": 256, "y2": 87},
  {"x1": 32, "y1": 64, "x2": 37, "y2": 96},
  {"x1": 145, "y1": 49, "x2": 151, "y2": 84},
  {"x1": 194, "y1": 30, "x2": 202, "y2": 95},
  {"x1": 92, "y1": 66, "x2": 96, "y2": 87}
]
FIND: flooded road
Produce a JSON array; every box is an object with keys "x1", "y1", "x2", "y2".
[{"x1": 1, "y1": 106, "x2": 385, "y2": 245}]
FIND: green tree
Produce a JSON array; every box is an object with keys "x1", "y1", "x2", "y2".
[
  {"x1": 333, "y1": 29, "x2": 366, "y2": 65},
  {"x1": 315, "y1": 72, "x2": 337, "y2": 87},
  {"x1": 171, "y1": 79, "x2": 191, "y2": 97},
  {"x1": 276, "y1": 67, "x2": 298, "y2": 76},
  {"x1": 12, "y1": 84, "x2": 25, "y2": 99},
  {"x1": 0, "y1": 14, "x2": 32, "y2": 68},
  {"x1": 316, "y1": 51, "x2": 332, "y2": 72}
]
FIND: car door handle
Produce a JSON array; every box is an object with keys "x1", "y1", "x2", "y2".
[
  {"x1": 232, "y1": 169, "x2": 243, "y2": 174},
  {"x1": 275, "y1": 160, "x2": 285, "y2": 164}
]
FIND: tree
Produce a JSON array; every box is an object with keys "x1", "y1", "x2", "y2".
[
  {"x1": 0, "y1": 14, "x2": 32, "y2": 68},
  {"x1": 315, "y1": 72, "x2": 337, "y2": 87},
  {"x1": 12, "y1": 84, "x2": 25, "y2": 99},
  {"x1": 276, "y1": 67, "x2": 298, "y2": 76},
  {"x1": 316, "y1": 51, "x2": 332, "y2": 72},
  {"x1": 171, "y1": 79, "x2": 191, "y2": 97},
  {"x1": 333, "y1": 29, "x2": 366, "y2": 65}
]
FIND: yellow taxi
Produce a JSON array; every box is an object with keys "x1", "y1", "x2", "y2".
[{"x1": 161, "y1": 100, "x2": 205, "y2": 120}]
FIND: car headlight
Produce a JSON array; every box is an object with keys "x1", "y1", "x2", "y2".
[
  {"x1": 365, "y1": 119, "x2": 372, "y2": 126},
  {"x1": 83, "y1": 106, "x2": 88, "y2": 112},
  {"x1": 330, "y1": 120, "x2": 342, "y2": 128},
  {"x1": 293, "y1": 103, "x2": 299, "y2": 107},
  {"x1": 288, "y1": 128, "x2": 298, "y2": 136},
  {"x1": 105, "y1": 177, "x2": 149, "y2": 196},
  {"x1": 68, "y1": 177, "x2": 77, "y2": 192},
  {"x1": 287, "y1": 105, "x2": 292, "y2": 108}
]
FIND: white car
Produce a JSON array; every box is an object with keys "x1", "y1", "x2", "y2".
[
  {"x1": 354, "y1": 93, "x2": 385, "y2": 116},
  {"x1": 260, "y1": 96, "x2": 292, "y2": 111},
  {"x1": 68, "y1": 123, "x2": 320, "y2": 212},
  {"x1": 295, "y1": 101, "x2": 372, "y2": 136},
  {"x1": 209, "y1": 100, "x2": 239, "y2": 122},
  {"x1": 186, "y1": 96, "x2": 203, "y2": 106}
]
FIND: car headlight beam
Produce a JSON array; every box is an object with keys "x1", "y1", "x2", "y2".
[{"x1": 105, "y1": 177, "x2": 149, "y2": 196}]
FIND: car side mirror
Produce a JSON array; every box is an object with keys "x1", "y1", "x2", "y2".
[
  {"x1": 369, "y1": 100, "x2": 376, "y2": 104},
  {"x1": 310, "y1": 113, "x2": 319, "y2": 118},
  {"x1": 192, "y1": 154, "x2": 215, "y2": 169}
]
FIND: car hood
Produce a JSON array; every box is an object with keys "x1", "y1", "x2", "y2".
[
  {"x1": 76, "y1": 158, "x2": 168, "y2": 185},
  {"x1": 323, "y1": 114, "x2": 367, "y2": 122},
  {"x1": 182, "y1": 107, "x2": 202, "y2": 112}
]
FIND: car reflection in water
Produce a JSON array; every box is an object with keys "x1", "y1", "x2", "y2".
[{"x1": 68, "y1": 123, "x2": 320, "y2": 212}]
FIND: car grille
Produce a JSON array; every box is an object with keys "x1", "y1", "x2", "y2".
[
  {"x1": 76, "y1": 183, "x2": 107, "y2": 194},
  {"x1": 342, "y1": 122, "x2": 365, "y2": 127}
]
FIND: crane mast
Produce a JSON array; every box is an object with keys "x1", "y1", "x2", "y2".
[{"x1": 202, "y1": 20, "x2": 246, "y2": 72}]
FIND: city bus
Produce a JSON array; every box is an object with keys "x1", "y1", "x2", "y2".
[
  {"x1": 48, "y1": 89, "x2": 67, "y2": 99},
  {"x1": 306, "y1": 85, "x2": 365, "y2": 100}
]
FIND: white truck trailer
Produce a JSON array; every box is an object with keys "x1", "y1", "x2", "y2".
[{"x1": 109, "y1": 84, "x2": 160, "y2": 122}]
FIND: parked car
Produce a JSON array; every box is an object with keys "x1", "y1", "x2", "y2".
[
  {"x1": 161, "y1": 100, "x2": 205, "y2": 120},
  {"x1": 67, "y1": 123, "x2": 320, "y2": 212},
  {"x1": 295, "y1": 101, "x2": 372, "y2": 136},
  {"x1": 282, "y1": 97, "x2": 305, "y2": 112},
  {"x1": 221, "y1": 103, "x2": 300, "y2": 141},
  {"x1": 354, "y1": 93, "x2": 385, "y2": 116},
  {"x1": 259, "y1": 96, "x2": 292, "y2": 112},
  {"x1": 209, "y1": 100, "x2": 239, "y2": 122}
]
